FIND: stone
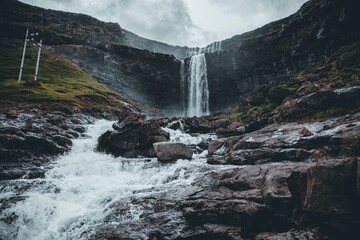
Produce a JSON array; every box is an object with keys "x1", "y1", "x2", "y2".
[
  {"x1": 153, "y1": 142, "x2": 193, "y2": 162},
  {"x1": 183, "y1": 117, "x2": 211, "y2": 133},
  {"x1": 97, "y1": 112, "x2": 169, "y2": 157},
  {"x1": 255, "y1": 229, "x2": 326, "y2": 240},
  {"x1": 268, "y1": 86, "x2": 293, "y2": 105},
  {"x1": 6, "y1": 110, "x2": 17, "y2": 119},
  {"x1": 299, "y1": 90, "x2": 336, "y2": 110},
  {"x1": 299, "y1": 127, "x2": 313, "y2": 137},
  {"x1": 288, "y1": 158, "x2": 360, "y2": 236}
]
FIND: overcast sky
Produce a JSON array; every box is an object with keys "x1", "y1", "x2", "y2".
[{"x1": 20, "y1": 0, "x2": 308, "y2": 47}]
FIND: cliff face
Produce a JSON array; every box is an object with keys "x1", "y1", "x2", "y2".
[
  {"x1": 1, "y1": 0, "x2": 359, "y2": 116},
  {"x1": 205, "y1": 0, "x2": 360, "y2": 112}
]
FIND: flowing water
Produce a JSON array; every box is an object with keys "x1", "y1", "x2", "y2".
[
  {"x1": 181, "y1": 54, "x2": 210, "y2": 117},
  {"x1": 0, "y1": 120, "x2": 224, "y2": 240},
  {"x1": 187, "y1": 54, "x2": 210, "y2": 117},
  {"x1": 181, "y1": 41, "x2": 222, "y2": 117},
  {"x1": 187, "y1": 41, "x2": 222, "y2": 56}
]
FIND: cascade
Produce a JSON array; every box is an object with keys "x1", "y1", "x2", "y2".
[
  {"x1": 0, "y1": 120, "x2": 223, "y2": 240},
  {"x1": 187, "y1": 54, "x2": 209, "y2": 117},
  {"x1": 180, "y1": 60, "x2": 187, "y2": 116},
  {"x1": 181, "y1": 41, "x2": 223, "y2": 117},
  {"x1": 180, "y1": 54, "x2": 210, "y2": 117},
  {"x1": 187, "y1": 41, "x2": 222, "y2": 57}
]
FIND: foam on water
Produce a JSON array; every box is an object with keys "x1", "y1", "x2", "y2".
[{"x1": 0, "y1": 120, "x2": 224, "y2": 240}]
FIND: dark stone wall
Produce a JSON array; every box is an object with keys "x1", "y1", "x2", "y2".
[{"x1": 205, "y1": 0, "x2": 360, "y2": 112}]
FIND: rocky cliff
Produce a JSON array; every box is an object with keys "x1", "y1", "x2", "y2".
[
  {"x1": 2, "y1": 0, "x2": 358, "y2": 115},
  {"x1": 204, "y1": 0, "x2": 360, "y2": 112}
]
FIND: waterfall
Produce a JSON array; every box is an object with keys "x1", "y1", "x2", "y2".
[
  {"x1": 186, "y1": 41, "x2": 222, "y2": 57},
  {"x1": 180, "y1": 60, "x2": 187, "y2": 116},
  {"x1": 180, "y1": 41, "x2": 223, "y2": 117},
  {"x1": 180, "y1": 54, "x2": 210, "y2": 117},
  {"x1": 187, "y1": 54, "x2": 209, "y2": 117}
]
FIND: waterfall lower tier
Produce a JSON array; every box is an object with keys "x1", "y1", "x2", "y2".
[{"x1": 181, "y1": 54, "x2": 210, "y2": 117}]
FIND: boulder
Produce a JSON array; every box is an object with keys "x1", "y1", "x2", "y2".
[
  {"x1": 288, "y1": 158, "x2": 360, "y2": 236},
  {"x1": 268, "y1": 86, "x2": 293, "y2": 105},
  {"x1": 153, "y1": 142, "x2": 193, "y2": 162},
  {"x1": 183, "y1": 117, "x2": 211, "y2": 133},
  {"x1": 97, "y1": 111, "x2": 169, "y2": 157},
  {"x1": 299, "y1": 127, "x2": 313, "y2": 137}
]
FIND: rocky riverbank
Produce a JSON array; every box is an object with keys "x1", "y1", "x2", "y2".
[
  {"x1": 0, "y1": 109, "x2": 96, "y2": 180},
  {"x1": 90, "y1": 112, "x2": 360, "y2": 240},
  {"x1": 1, "y1": 104, "x2": 359, "y2": 239}
]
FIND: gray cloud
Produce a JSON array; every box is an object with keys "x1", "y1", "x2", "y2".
[
  {"x1": 207, "y1": 0, "x2": 307, "y2": 32},
  {"x1": 21, "y1": 0, "x2": 212, "y2": 46},
  {"x1": 20, "y1": 0, "x2": 307, "y2": 47}
]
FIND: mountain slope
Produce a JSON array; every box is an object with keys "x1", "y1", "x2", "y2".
[
  {"x1": 0, "y1": 0, "x2": 188, "y2": 58},
  {"x1": 0, "y1": 0, "x2": 183, "y2": 116},
  {"x1": 204, "y1": 0, "x2": 360, "y2": 111},
  {"x1": 0, "y1": 47, "x2": 132, "y2": 115}
]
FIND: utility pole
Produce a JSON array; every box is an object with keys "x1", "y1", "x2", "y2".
[
  {"x1": 34, "y1": 39, "x2": 42, "y2": 81},
  {"x1": 18, "y1": 29, "x2": 29, "y2": 82},
  {"x1": 18, "y1": 29, "x2": 43, "y2": 83}
]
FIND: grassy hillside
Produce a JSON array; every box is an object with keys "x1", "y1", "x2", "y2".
[{"x1": 0, "y1": 47, "x2": 132, "y2": 115}]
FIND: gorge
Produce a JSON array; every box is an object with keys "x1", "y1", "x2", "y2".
[{"x1": 1, "y1": 0, "x2": 360, "y2": 239}]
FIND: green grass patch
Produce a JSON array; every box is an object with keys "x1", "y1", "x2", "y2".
[{"x1": 0, "y1": 48, "x2": 131, "y2": 114}]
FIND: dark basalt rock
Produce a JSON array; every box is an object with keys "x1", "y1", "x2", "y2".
[
  {"x1": 97, "y1": 111, "x2": 169, "y2": 157},
  {"x1": 206, "y1": 0, "x2": 360, "y2": 112},
  {"x1": 208, "y1": 114, "x2": 360, "y2": 166},
  {"x1": 267, "y1": 86, "x2": 294, "y2": 105},
  {"x1": 153, "y1": 142, "x2": 193, "y2": 162},
  {"x1": 288, "y1": 158, "x2": 360, "y2": 236},
  {"x1": 0, "y1": 110, "x2": 94, "y2": 180},
  {"x1": 255, "y1": 229, "x2": 328, "y2": 240},
  {"x1": 183, "y1": 117, "x2": 212, "y2": 134}
]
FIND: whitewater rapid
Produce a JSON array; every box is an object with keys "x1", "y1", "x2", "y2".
[{"x1": 0, "y1": 120, "x2": 223, "y2": 240}]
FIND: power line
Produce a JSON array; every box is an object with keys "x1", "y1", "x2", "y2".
[{"x1": 18, "y1": 29, "x2": 43, "y2": 83}]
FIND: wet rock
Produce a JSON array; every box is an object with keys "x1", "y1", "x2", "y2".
[
  {"x1": 197, "y1": 141, "x2": 210, "y2": 151},
  {"x1": 97, "y1": 111, "x2": 169, "y2": 157},
  {"x1": 209, "y1": 115, "x2": 360, "y2": 166},
  {"x1": 6, "y1": 110, "x2": 17, "y2": 119},
  {"x1": 268, "y1": 86, "x2": 293, "y2": 105},
  {"x1": 167, "y1": 120, "x2": 182, "y2": 130},
  {"x1": 183, "y1": 162, "x2": 315, "y2": 238},
  {"x1": 299, "y1": 90, "x2": 336, "y2": 110},
  {"x1": 183, "y1": 117, "x2": 211, "y2": 133},
  {"x1": 211, "y1": 118, "x2": 230, "y2": 131},
  {"x1": 299, "y1": 159, "x2": 358, "y2": 233},
  {"x1": 0, "y1": 109, "x2": 93, "y2": 180},
  {"x1": 73, "y1": 126, "x2": 86, "y2": 133},
  {"x1": 153, "y1": 142, "x2": 193, "y2": 162},
  {"x1": 255, "y1": 229, "x2": 327, "y2": 240},
  {"x1": 208, "y1": 139, "x2": 225, "y2": 155},
  {"x1": 334, "y1": 86, "x2": 360, "y2": 103},
  {"x1": 295, "y1": 83, "x2": 321, "y2": 97},
  {"x1": 245, "y1": 118, "x2": 270, "y2": 133},
  {"x1": 227, "y1": 121, "x2": 243, "y2": 131},
  {"x1": 299, "y1": 127, "x2": 313, "y2": 137}
]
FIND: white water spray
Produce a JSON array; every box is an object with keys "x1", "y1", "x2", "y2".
[
  {"x1": 0, "y1": 120, "x2": 225, "y2": 240},
  {"x1": 187, "y1": 54, "x2": 210, "y2": 117}
]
